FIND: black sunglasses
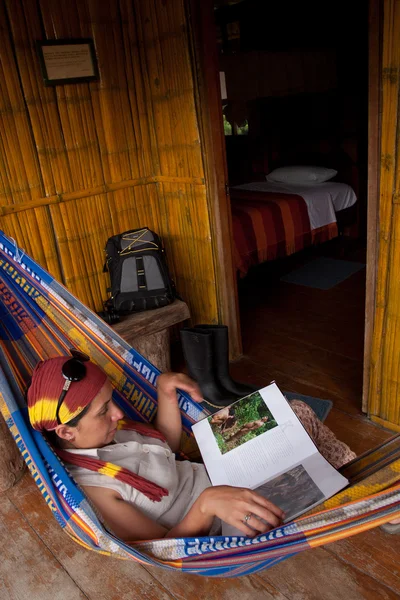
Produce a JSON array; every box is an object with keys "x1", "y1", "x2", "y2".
[{"x1": 56, "y1": 349, "x2": 90, "y2": 425}]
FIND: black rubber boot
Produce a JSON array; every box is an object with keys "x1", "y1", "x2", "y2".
[
  {"x1": 180, "y1": 328, "x2": 239, "y2": 411},
  {"x1": 194, "y1": 324, "x2": 259, "y2": 397}
]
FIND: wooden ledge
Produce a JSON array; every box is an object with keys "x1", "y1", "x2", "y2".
[{"x1": 112, "y1": 299, "x2": 190, "y2": 339}]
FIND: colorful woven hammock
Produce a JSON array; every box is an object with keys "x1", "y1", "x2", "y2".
[{"x1": 0, "y1": 229, "x2": 400, "y2": 578}]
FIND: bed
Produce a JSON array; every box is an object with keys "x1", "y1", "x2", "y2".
[{"x1": 230, "y1": 180, "x2": 357, "y2": 277}]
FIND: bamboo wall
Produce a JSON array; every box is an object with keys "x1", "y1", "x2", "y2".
[
  {"x1": 0, "y1": 0, "x2": 218, "y2": 325},
  {"x1": 369, "y1": 0, "x2": 400, "y2": 430}
]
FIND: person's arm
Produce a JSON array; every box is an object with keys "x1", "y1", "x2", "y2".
[
  {"x1": 83, "y1": 484, "x2": 284, "y2": 542},
  {"x1": 83, "y1": 486, "x2": 168, "y2": 540},
  {"x1": 154, "y1": 372, "x2": 203, "y2": 452}
]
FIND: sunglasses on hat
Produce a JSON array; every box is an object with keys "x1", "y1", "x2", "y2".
[{"x1": 56, "y1": 349, "x2": 90, "y2": 425}]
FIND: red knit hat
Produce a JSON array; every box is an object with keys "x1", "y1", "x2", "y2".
[{"x1": 27, "y1": 356, "x2": 107, "y2": 431}]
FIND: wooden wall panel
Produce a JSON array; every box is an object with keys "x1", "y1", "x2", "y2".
[
  {"x1": 0, "y1": 0, "x2": 218, "y2": 326},
  {"x1": 48, "y1": 196, "x2": 113, "y2": 308},
  {"x1": 1, "y1": 209, "x2": 62, "y2": 280},
  {"x1": 0, "y1": 4, "x2": 44, "y2": 204},
  {"x1": 108, "y1": 187, "x2": 163, "y2": 237},
  {"x1": 369, "y1": 0, "x2": 400, "y2": 429},
  {"x1": 136, "y1": 0, "x2": 204, "y2": 179},
  {"x1": 159, "y1": 182, "x2": 217, "y2": 326}
]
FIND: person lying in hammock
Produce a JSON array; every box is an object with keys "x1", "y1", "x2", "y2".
[{"x1": 26, "y1": 354, "x2": 357, "y2": 542}]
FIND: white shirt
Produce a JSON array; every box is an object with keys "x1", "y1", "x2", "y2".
[{"x1": 66, "y1": 429, "x2": 221, "y2": 534}]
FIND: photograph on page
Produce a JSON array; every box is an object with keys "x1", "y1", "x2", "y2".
[
  {"x1": 221, "y1": 462, "x2": 326, "y2": 537},
  {"x1": 221, "y1": 453, "x2": 348, "y2": 537},
  {"x1": 255, "y1": 463, "x2": 324, "y2": 521},
  {"x1": 208, "y1": 391, "x2": 278, "y2": 454}
]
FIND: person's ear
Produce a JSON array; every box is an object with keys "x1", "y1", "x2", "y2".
[{"x1": 55, "y1": 424, "x2": 75, "y2": 442}]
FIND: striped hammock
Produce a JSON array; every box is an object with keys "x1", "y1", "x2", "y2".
[{"x1": 0, "y1": 229, "x2": 400, "y2": 578}]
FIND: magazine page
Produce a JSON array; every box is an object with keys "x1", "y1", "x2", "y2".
[{"x1": 192, "y1": 383, "x2": 322, "y2": 489}]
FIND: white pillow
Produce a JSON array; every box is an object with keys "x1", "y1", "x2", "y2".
[{"x1": 266, "y1": 166, "x2": 337, "y2": 184}]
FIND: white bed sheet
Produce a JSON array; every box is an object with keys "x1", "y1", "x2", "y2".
[{"x1": 232, "y1": 181, "x2": 357, "y2": 231}]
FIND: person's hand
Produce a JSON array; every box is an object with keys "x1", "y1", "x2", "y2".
[
  {"x1": 199, "y1": 486, "x2": 284, "y2": 536},
  {"x1": 156, "y1": 372, "x2": 203, "y2": 404}
]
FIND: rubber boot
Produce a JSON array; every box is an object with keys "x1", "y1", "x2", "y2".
[
  {"x1": 194, "y1": 324, "x2": 259, "y2": 397},
  {"x1": 180, "y1": 328, "x2": 239, "y2": 411}
]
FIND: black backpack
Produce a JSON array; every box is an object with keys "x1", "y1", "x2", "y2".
[{"x1": 102, "y1": 227, "x2": 176, "y2": 316}]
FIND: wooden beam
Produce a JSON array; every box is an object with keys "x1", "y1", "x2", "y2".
[
  {"x1": 370, "y1": 414, "x2": 400, "y2": 433},
  {"x1": 0, "y1": 175, "x2": 205, "y2": 216},
  {"x1": 186, "y1": 0, "x2": 242, "y2": 359},
  {"x1": 363, "y1": 0, "x2": 381, "y2": 413}
]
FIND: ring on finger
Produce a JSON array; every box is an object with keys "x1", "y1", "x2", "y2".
[{"x1": 243, "y1": 512, "x2": 252, "y2": 525}]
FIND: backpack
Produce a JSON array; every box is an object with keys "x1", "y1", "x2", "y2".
[{"x1": 103, "y1": 227, "x2": 176, "y2": 315}]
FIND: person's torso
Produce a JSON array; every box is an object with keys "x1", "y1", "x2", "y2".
[{"x1": 65, "y1": 429, "x2": 217, "y2": 531}]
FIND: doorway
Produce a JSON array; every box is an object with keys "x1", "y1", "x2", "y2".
[{"x1": 188, "y1": 0, "x2": 380, "y2": 413}]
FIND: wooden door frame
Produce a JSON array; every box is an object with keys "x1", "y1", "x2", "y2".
[
  {"x1": 363, "y1": 0, "x2": 381, "y2": 412},
  {"x1": 187, "y1": 0, "x2": 381, "y2": 385},
  {"x1": 186, "y1": 0, "x2": 242, "y2": 358}
]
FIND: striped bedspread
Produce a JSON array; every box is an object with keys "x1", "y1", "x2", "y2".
[{"x1": 231, "y1": 188, "x2": 338, "y2": 277}]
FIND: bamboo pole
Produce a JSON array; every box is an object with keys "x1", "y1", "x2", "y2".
[{"x1": 0, "y1": 176, "x2": 205, "y2": 215}]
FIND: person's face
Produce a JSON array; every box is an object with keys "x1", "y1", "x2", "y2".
[{"x1": 56, "y1": 380, "x2": 124, "y2": 449}]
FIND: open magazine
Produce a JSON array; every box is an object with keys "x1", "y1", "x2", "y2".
[{"x1": 191, "y1": 383, "x2": 348, "y2": 534}]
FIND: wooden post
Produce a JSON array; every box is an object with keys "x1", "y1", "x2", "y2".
[
  {"x1": 112, "y1": 299, "x2": 190, "y2": 372},
  {"x1": 187, "y1": 0, "x2": 242, "y2": 359},
  {"x1": 133, "y1": 331, "x2": 171, "y2": 373},
  {"x1": 363, "y1": 0, "x2": 381, "y2": 414},
  {"x1": 0, "y1": 414, "x2": 25, "y2": 492}
]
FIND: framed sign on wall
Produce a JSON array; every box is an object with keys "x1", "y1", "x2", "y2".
[{"x1": 36, "y1": 38, "x2": 99, "y2": 86}]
